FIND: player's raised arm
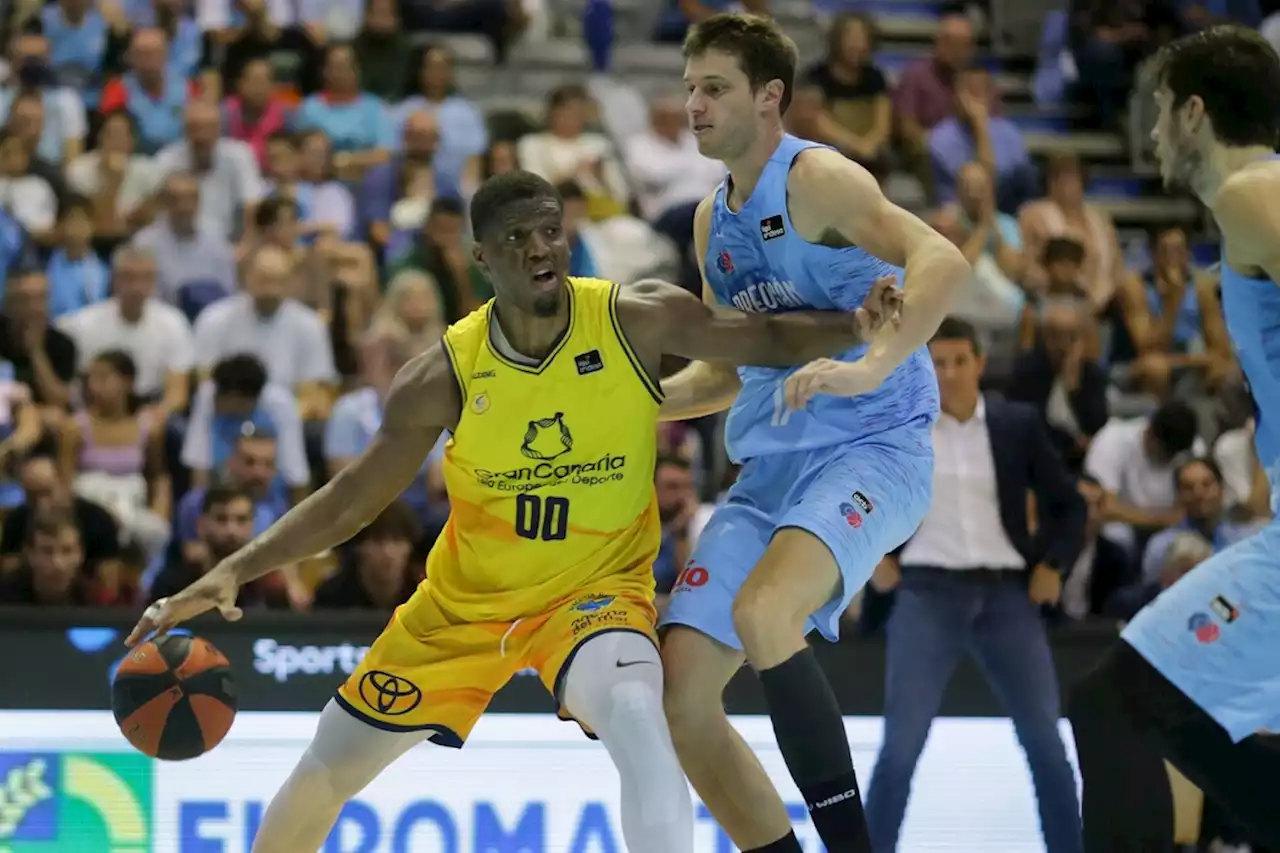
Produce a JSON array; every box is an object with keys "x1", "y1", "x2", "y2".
[
  {"x1": 786, "y1": 148, "x2": 969, "y2": 397},
  {"x1": 126, "y1": 346, "x2": 460, "y2": 645}
]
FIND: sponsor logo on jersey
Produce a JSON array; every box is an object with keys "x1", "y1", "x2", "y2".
[
  {"x1": 575, "y1": 350, "x2": 604, "y2": 375},
  {"x1": 717, "y1": 250, "x2": 734, "y2": 273},
  {"x1": 838, "y1": 502, "x2": 863, "y2": 528},
  {"x1": 471, "y1": 393, "x2": 490, "y2": 414},
  {"x1": 475, "y1": 454, "x2": 628, "y2": 492},
  {"x1": 851, "y1": 491, "x2": 873, "y2": 513},
  {"x1": 521, "y1": 413, "x2": 573, "y2": 461},
  {"x1": 1211, "y1": 595, "x2": 1239, "y2": 623},
  {"x1": 571, "y1": 594, "x2": 616, "y2": 613},
  {"x1": 760, "y1": 214, "x2": 786, "y2": 241},
  {"x1": 1187, "y1": 612, "x2": 1220, "y2": 644},
  {"x1": 472, "y1": 370, "x2": 497, "y2": 379},
  {"x1": 728, "y1": 278, "x2": 807, "y2": 313}
]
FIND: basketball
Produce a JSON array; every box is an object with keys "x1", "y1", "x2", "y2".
[{"x1": 112, "y1": 633, "x2": 239, "y2": 761}]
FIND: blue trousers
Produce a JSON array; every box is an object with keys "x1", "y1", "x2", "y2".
[{"x1": 864, "y1": 568, "x2": 1082, "y2": 853}]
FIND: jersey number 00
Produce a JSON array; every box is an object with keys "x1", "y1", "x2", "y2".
[{"x1": 514, "y1": 494, "x2": 570, "y2": 541}]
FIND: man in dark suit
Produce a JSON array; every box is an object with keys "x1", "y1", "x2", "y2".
[{"x1": 864, "y1": 317, "x2": 1087, "y2": 853}]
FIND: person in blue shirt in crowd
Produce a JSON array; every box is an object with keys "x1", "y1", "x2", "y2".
[
  {"x1": 45, "y1": 195, "x2": 109, "y2": 319},
  {"x1": 555, "y1": 180, "x2": 601, "y2": 278},
  {"x1": 292, "y1": 44, "x2": 394, "y2": 178},
  {"x1": 40, "y1": 0, "x2": 109, "y2": 110}
]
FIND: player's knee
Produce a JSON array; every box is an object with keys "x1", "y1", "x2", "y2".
[{"x1": 731, "y1": 582, "x2": 805, "y2": 649}]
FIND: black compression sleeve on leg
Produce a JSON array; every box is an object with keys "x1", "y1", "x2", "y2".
[
  {"x1": 744, "y1": 830, "x2": 804, "y2": 853},
  {"x1": 757, "y1": 647, "x2": 870, "y2": 853}
]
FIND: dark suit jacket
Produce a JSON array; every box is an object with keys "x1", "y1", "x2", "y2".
[{"x1": 1006, "y1": 343, "x2": 1109, "y2": 471}]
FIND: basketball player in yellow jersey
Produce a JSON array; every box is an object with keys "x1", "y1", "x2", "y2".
[{"x1": 127, "y1": 170, "x2": 900, "y2": 853}]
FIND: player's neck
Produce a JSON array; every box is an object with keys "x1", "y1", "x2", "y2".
[
  {"x1": 1195, "y1": 143, "x2": 1277, "y2": 204},
  {"x1": 492, "y1": 295, "x2": 571, "y2": 360},
  {"x1": 724, "y1": 124, "x2": 786, "y2": 209}
]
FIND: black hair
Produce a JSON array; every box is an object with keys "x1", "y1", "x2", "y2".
[
  {"x1": 469, "y1": 170, "x2": 560, "y2": 238},
  {"x1": 254, "y1": 195, "x2": 298, "y2": 230},
  {"x1": 429, "y1": 195, "x2": 466, "y2": 219},
  {"x1": 546, "y1": 84, "x2": 589, "y2": 112},
  {"x1": 930, "y1": 315, "x2": 983, "y2": 355},
  {"x1": 202, "y1": 483, "x2": 255, "y2": 515},
  {"x1": 1150, "y1": 25, "x2": 1280, "y2": 149},
  {"x1": 1043, "y1": 237, "x2": 1086, "y2": 266},
  {"x1": 1149, "y1": 400, "x2": 1200, "y2": 458},
  {"x1": 656, "y1": 454, "x2": 693, "y2": 472},
  {"x1": 58, "y1": 193, "x2": 94, "y2": 221},
  {"x1": 1175, "y1": 456, "x2": 1224, "y2": 487},
  {"x1": 684, "y1": 13, "x2": 799, "y2": 114},
  {"x1": 826, "y1": 11, "x2": 878, "y2": 58},
  {"x1": 352, "y1": 500, "x2": 423, "y2": 545},
  {"x1": 211, "y1": 355, "x2": 268, "y2": 400},
  {"x1": 86, "y1": 349, "x2": 139, "y2": 410}
]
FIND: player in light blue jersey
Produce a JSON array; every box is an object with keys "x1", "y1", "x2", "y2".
[
  {"x1": 1066, "y1": 25, "x2": 1280, "y2": 851},
  {"x1": 655, "y1": 13, "x2": 969, "y2": 853}
]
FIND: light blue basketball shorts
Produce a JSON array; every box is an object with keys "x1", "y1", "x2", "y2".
[
  {"x1": 660, "y1": 420, "x2": 934, "y2": 650},
  {"x1": 1123, "y1": 519, "x2": 1280, "y2": 742}
]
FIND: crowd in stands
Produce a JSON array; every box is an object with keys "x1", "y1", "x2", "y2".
[{"x1": 0, "y1": 0, "x2": 1271, "y2": 654}]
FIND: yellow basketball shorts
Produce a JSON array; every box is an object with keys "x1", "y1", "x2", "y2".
[{"x1": 335, "y1": 582, "x2": 657, "y2": 746}]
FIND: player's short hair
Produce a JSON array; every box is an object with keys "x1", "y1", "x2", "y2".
[
  {"x1": 930, "y1": 316, "x2": 983, "y2": 356},
  {"x1": 1149, "y1": 25, "x2": 1280, "y2": 148},
  {"x1": 1149, "y1": 400, "x2": 1200, "y2": 457},
  {"x1": 683, "y1": 13, "x2": 798, "y2": 114},
  {"x1": 469, "y1": 170, "x2": 561, "y2": 239}
]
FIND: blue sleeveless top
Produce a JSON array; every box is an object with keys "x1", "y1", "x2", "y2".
[
  {"x1": 1221, "y1": 265, "x2": 1280, "y2": 513},
  {"x1": 705, "y1": 134, "x2": 939, "y2": 462},
  {"x1": 123, "y1": 73, "x2": 189, "y2": 155}
]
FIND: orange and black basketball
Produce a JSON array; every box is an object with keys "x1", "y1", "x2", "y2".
[{"x1": 112, "y1": 633, "x2": 238, "y2": 761}]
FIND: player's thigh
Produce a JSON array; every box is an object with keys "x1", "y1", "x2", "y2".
[
  {"x1": 336, "y1": 593, "x2": 519, "y2": 746},
  {"x1": 660, "y1": 625, "x2": 746, "y2": 726},
  {"x1": 659, "y1": 498, "x2": 775, "y2": 651},
  {"x1": 748, "y1": 433, "x2": 934, "y2": 641},
  {"x1": 1122, "y1": 522, "x2": 1280, "y2": 742}
]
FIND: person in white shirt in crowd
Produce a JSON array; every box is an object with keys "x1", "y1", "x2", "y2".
[
  {"x1": 625, "y1": 95, "x2": 725, "y2": 223},
  {"x1": 1060, "y1": 475, "x2": 1136, "y2": 620},
  {"x1": 0, "y1": 31, "x2": 86, "y2": 166},
  {"x1": 0, "y1": 128, "x2": 58, "y2": 241},
  {"x1": 292, "y1": 129, "x2": 357, "y2": 240},
  {"x1": 192, "y1": 244, "x2": 336, "y2": 421},
  {"x1": 65, "y1": 109, "x2": 163, "y2": 243},
  {"x1": 156, "y1": 100, "x2": 266, "y2": 242},
  {"x1": 132, "y1": 171, "x2": 239, "y2": 317},
  {"x1": 863, "y1": 317, "x2": 1085, "y2": 853},
  {"x1": 58, "y1": 245, "x2": 194, "y2": 416},
  {"x1": 1084, "y1": 399, "x2": 1205, "y2": 556}
]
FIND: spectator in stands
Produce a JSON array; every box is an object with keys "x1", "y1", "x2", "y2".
[
  {"x1": 148, "y1": 482, "x2": 290, "y2": 607},
  {"x1": 863, "y1": 317, "x2": 1083, "y2": 853},
  {"x1": 101, "y1": 28, "x2": 195, "y2": 155},
  {"x1": 1019, "y1": 153, "x2": 1124, "y2": 313},
  {"x1": 1104, "y1": 529, "x2": 1211, "y2": 620},
  {"x1": 299, "y1": 0, "x2": 367, "y2": 43},
  {"x1": 0, "y1": 207, "x2": 27, "y2": 280},
  {"x1": 157, "y1": 100, "x2": 266, "y2": 242},
  {"x1": 929, "y1": 67, "x2": 1033, "y2": 214},
  {"x1": 1140, "y1": 457, "x2": 1262, "y2": 585},
  {"x1": 132, "y1": 171, "x2": 238, "y2": 318},
  {"x1": 105, "y1": 0, "x2": 212, "y2": 89},
  {"x1": 363, "y1": 110, "x2": 459, "y2": 260},
  {"x1": 0, "y1": 269, "x2": 77, "y2": 419},
  {"x1": 292, "y1": 44, "x2": 393, "y2": 180},
  {"x1": 181, "y1": 354, "x2": 310, "y2": 502},
  {"x1": 387, "y1": 196, "x2": 479, "y2": 323},
  {"x1": 1068, "y1": 0, "x2": 1173, "y2": 129},
  {"x1": 518, "y1": 84, "x2": 629, "y2": 221},
  {"x1": 1212, "y1": 384, "x2": 1267, "y2": 515},
  {"x1": 59, "y1": 349, "x2": 170, "y2": 559},
  {"x1": 893, "y1": 13, "x2": 976, "y2": 190},
  {"x1": 1085, "y1": 399, "x2": 1204, "y2": 556},
  {"x1": 653, "y1": 0, "x2": 768, "y2": 42},
  {"x1": 193, "y1": 244, "x2": 336, "y2": 419},
  {"x1": 0, "y1": 509, "x2": 92, "y2": 605},
  {"x1": 352, "y1": 0, "x2": 409, "y2": 101},
  {"x1": 205, "y1": 0, "x2": 299, "y2": 102},
  {"x1": 3, "y1": 89, "x2": 71, "y2": 196},
  {"x1": 251, "y1": 194, "x2": 301, "y2": 259},
  {"x1": 0, "y1": 31, "x2": 86, "y2": 166},
  {"x1": 400, "y1": 0, "x2": 527, "y2": 63},
  {"x1": 45, "y1": 195, "x2": 109, "y2": 320},
  {"x1": 58, "y1": 245, "x2": 193, "y2": 414},
  {"x1": 652, "y1": 454, "x2": 704, "y2": 607},
  {"x1": 934, "y1": 162, "x2": 1026, "y2": 339},
  {"x1": 392, "y1": 44, "x2": 488, "y2": 194},
  {"x1": 0, "y1": 453, "x2": 122, "y2": 599},
  {"x1": 482, "y1": 140, "x2": 520, "y2": 180},
  {"x1": 799, "y1": 12, "x2": 891, "y2": 176},
  {"x1": 0, "y1": 128, "x2": 58, "y2": 241},
  {"x1": 369, "y1": 270, "x2": 444, "y2": 356},
  {"x1": 1008, "y1": 297, "x2": 1109, "y2": 472},
  {"x1": 554, "y1": 181, "x2": 601, "y2": 280},
  {"x1": 289, "y1": 130, "x2": 357, "y2": 241},
  {"x1": 1111, "y1": 225, "x2": 1232, "y2": 398},
  {"x1": 65, "y1": 110, "x2": 162, "y2": 244},
  {"x1": 40, "y1": 0, "x2": 109, "y2": 110},
  {"x1": 1060, "y1": 475, "x2": 1135, "y2": 619},
  {"x1": 313, "y1": 500, "x2": 423, "y2": 609},
  {"x1": 222, "y1": 58, "x2": 290, "y2": 171},
  {"x1": 0, "y1": 378, "x2": 43, "y2": 510}
]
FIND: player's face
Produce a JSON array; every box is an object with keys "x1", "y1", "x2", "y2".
[
  {"x1": 1151, "y1": 85, "x2": 1203, "y2": 191},
  {"x1": 474, "y1": 197, "x2": 571, "y2": 318},
  {"x1": 684, "y1": 50, "x2": 768, "y2": 161}
]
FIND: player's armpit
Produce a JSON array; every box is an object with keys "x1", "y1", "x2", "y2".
[
  {"x1": 219, "y1": 346, "x2": 459, "y2": 587},
  {"x1": 1213, "y1": 172, "x2": 1280, "y2": 283},
  {"x1": 787, "y1": 147, "x2": 969, "y2": 379}
]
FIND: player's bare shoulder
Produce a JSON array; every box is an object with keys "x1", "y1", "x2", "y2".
[
  {"x1": 385, "y1": 342, "x2": 464, "y2": 433},
  {"x1": 1212, "y1": 161, "x2": 1280, "y2": 274},
  {"x1": 785, "y1": 147, "x2": 880, "y2": 244},
  {"x1": 614, "y1": 278, "x2": 704, "y2": 365}
]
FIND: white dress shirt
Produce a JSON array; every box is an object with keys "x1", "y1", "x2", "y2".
[{"x1": 901, "y1": 397, "x2": 1027, "y2": 570}]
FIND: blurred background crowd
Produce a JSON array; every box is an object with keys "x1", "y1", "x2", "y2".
[{"x1": 0, "y1": 0, "x2": 1273, "y2": 846}]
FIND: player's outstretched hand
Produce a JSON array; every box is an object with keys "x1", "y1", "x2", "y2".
[
  {"x1": 125, "y1": 567, "x2": 244, "y2": 647},
  {"x1": 784, "y1": 357, "x2": 889, "y2": 409},
  {"x1": 853, "y1": 275, "x2": 903, "y2": 339}
]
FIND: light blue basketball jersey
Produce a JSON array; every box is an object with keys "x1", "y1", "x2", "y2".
[
  {"x1": 704, "y1": 135, "x2": 938, "y2": 462},
  {"x1": 1122, "y1": 162, "x2": 1280, "y2": 740}
]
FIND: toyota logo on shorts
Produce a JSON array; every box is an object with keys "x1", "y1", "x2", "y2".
[{"x1": 358, "y1": 670, "x2": 423, "y2": 715}]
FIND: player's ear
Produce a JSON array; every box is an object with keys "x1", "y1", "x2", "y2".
[
  {"x1": 762, "y1": 78, "x2": 786, "y2": 111},
  {"x1": 1183, "y1": 94, "x2": 1206, "y2": 133},
  {"x1": 471, "y1": 240, "x2": 488, "y2": 275}
]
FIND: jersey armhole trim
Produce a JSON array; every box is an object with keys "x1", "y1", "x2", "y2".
[
  {"x1": 441, "y1": 334, "x2": 467, "y2": 410},
  {"x1": 607, "y1": 284, "x2": 664, "y2": 405}
]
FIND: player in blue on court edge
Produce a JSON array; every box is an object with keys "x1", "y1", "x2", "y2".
[
  {"x1": 655, "y1": 13, "x2": 969, "y2": 853},
  {"x1": 1065, "y1": 24, "x2": 1280, "y2": 852}
]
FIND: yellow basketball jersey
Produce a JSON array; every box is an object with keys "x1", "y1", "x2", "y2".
[{"x1": 427, "y1": 277, "x2": 663, "y2": 622}]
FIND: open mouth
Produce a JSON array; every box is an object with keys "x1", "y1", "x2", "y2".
[
  {"x1": 692, "y1": 124, "x2": 712, "y2": 136},
  {"x1": 531, "y1": 269, "x2": 558, "y2": 287}
]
